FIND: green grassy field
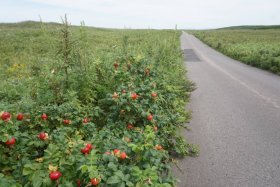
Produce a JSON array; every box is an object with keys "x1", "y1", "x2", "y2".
[
  {"x1": 190, "y1": 27, "x2": 280, "y2": 75},
  {"x1": 0, "y1": 21, "x2": 197, "y2": 186}
]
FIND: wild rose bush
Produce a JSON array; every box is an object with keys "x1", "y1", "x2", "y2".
[{"x1": 0, "y1": 20, "x2": 197, "y2": 186}]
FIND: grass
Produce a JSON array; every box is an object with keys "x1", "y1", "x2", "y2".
[
  {"x1": 190, "y1": 28, "x2": 280, "y2": 75},
  {"x1": 219, "y1": 25, "x2": 280, "y2": 30},
  {"x1": 0, "y1": 21, "x2": 182, "y2": 79}
]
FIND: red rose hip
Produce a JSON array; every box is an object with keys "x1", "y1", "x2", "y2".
[
  {"x1": 155, "y1": 145, "x2": 163, "y2": 150},
  {"x1": 41, "y1": 113, "x2": 48, "y2": 120},
  {"x1": 63, "y1": 119, "x2": 71, "y2": 125},
  {"x1": 147, "y1": 114, "x2": 153, "y2": 121},
  {"x1": 83, "y1": 118, "x2": 90, "y2": 124},
  {"x1": 17, "y1": 113, "x2": 24, "y2": 121},
  {"x1": 131, "y1": 93, "x2": 139, "y2": 100},
  {"x1": 1, "y1": 112, "x2": 11, "y2": 121},
  {"x1": 127, "y1": 124, "x2": 133, "y2": 129},
  {"x1": 151, "y1": 92, "x2": 157, "y2": 98},
  {"x1": 86, "y1": 143, "x2": 93, "y2": 150},
  {"x1": 113, "y1": 63, "x2": 119, "y2": 70},
  {"x1": 49, "y1": 171, "x2": 62, "y2": 181},
  {"x1": 5, "y1": 137, "x2": 16, "y2": 146},
  {"x1": 91, "y1": 178, "x2": 100, "y2": 186},
  {"x1": 120, "y1": 152, "x2": 127, "y2": 160},
  {"x1": 38, "y1": 132, "x2": 48, "y2": 140},
  {"x1": 81, "y1": 147, "x2": 90, "y2": 154},
  {"x1": 113, "y1": 149, "x2": 120, "y2": 155}
]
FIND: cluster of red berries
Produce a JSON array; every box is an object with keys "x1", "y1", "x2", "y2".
[
  {"x1": 50, "y1": 171, "x2": 100, "y2": 186},
  {"x1": 112, "y1": 91, "x2": 157, "y2": 101},
  {"x1": 113, "y1": 149, "x2": 128, "y2": 160},
  {"x1": 38, "y1": 132, "x2": 49, "y2": 141},
  {"x1": 1, "y1": 111, "x2": 22, "y2": 121},
  {"x1": 1, "y1": 112, "x2": 94, "y2": 146},
  {"x1": 81, "y1": 143, "x2": 93, "y2": 155},
  {"x1": 105, "y1": 149, "x2": 128, "y2": 160},
  {"x1": 1, "y1": 112, "x2": 48, "y2": 122},
  {"x1": 2, "y1": 108, "x2": 129, "y2": 186}
]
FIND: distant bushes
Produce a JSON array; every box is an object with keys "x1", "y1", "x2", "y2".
[{"x1": 191, "y1": 29, "x2": 280, "y2": 75}]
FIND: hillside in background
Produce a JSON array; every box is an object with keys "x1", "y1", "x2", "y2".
[
  {"x1": 218, "y1": 25, "x2": 280, "y2": 30},
  {"x1": 0, "y1": 21, "x2": 61, "y2": 28}
]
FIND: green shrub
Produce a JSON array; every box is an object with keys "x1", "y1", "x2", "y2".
[{"x1": 0, "y1": 20, "x2": 195, "y2": 186}]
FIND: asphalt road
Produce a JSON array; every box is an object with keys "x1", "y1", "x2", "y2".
[{"x1": 173, "y1": 32, "x2": 280, "y2": 187}]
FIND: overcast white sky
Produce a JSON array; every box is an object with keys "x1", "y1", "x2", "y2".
[{"x1": 0, "y1": 0, "x2": 279, "y2": 29}]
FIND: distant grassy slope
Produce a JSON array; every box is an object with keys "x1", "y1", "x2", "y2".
[
  {"x1": 190, "y1": 28, "x2": 280, "y2": 75},
  {"x1": 0, "y1": 21, "x2": 177, "y2": 79},
  {"x1": 219, "y1": 25, "x2": 280, "y2": 30},
  {"x1": 0, "y1": 21, "x2": 61, "y2": 28}
]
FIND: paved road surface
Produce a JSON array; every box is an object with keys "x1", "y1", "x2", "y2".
[{"x1": 174, "y1": 32, "x2": 280, "y2": 187}]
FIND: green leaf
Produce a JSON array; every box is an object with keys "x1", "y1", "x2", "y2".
[
  {"x1": 79, "y1": 165, "x2": 88, "y2": 173},
  {"x1": 115, "y1": 170, "x2": 124, "y2": 179},
  {"x1": 125, "y1": 106, "x2": 131, "y2": 112},
  {"x1": 126, "y1": 181, "x2": 134, "y2": 187},
  {"x1": 124, "y1": 174, "x2": 130, "y2": 181},
  {"x1": 30, "y1": 170, "x2": 46, "y2": 187},
  {"x1": 31, "y1": 175, "x2": 42, "y2": 187},
  {"x1": 120, "y1": 182, "x2": 126, "y2": 187},
  {"x1": 22, "y1": 167, "x2": 33, "y2": 176},
  {"x1": 108, "y1": 162, "x2": 118, "y2": 171},
  {"x1": 107, "y1": 176, "x2": 121, "y2": 184},
  {"x1": 58, "y1": 182, "x2": 74, "y2": 187}
]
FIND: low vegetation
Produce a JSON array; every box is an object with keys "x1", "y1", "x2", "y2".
[{"x1": 190, "y1": 27, "x2": 280, "y2": 75}]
